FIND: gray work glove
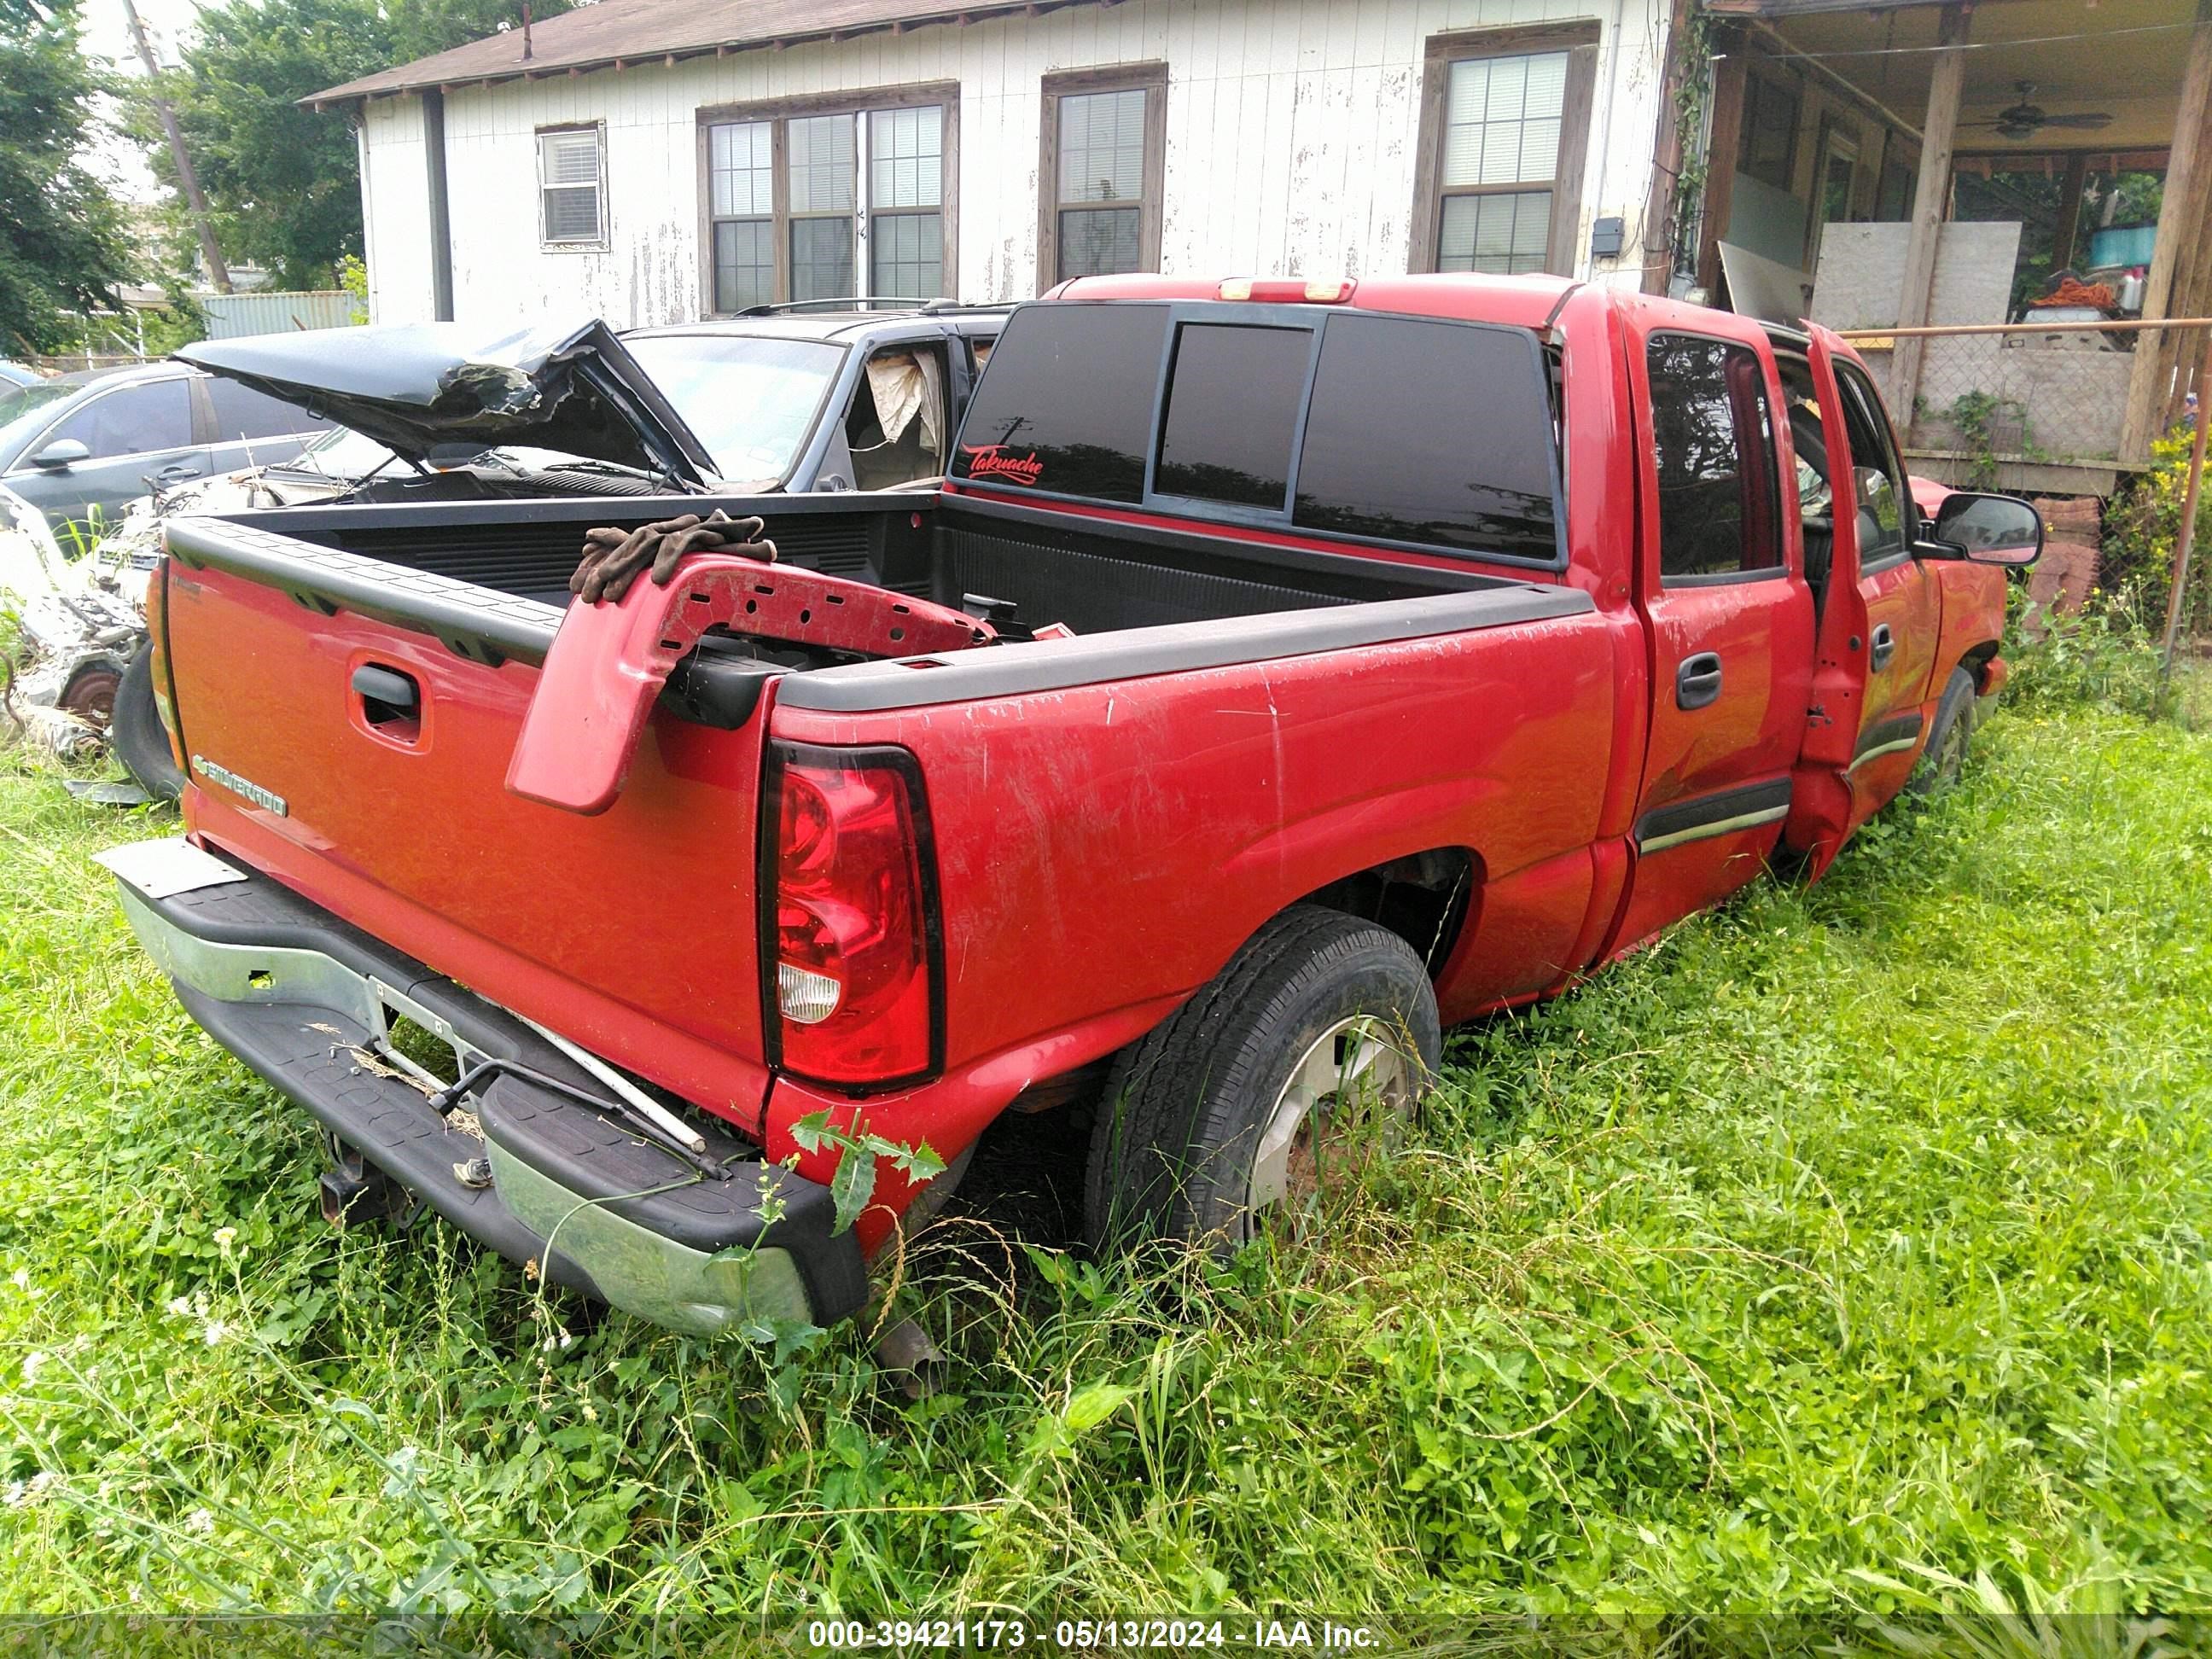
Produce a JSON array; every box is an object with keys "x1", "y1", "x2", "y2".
[{"x1": 570, "y1": 509, "x2": 775, "y2": 604}]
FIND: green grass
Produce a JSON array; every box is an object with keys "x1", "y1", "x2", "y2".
[{"x1": 1, "y1": 700, "x2": 2209, "y2": 1645}]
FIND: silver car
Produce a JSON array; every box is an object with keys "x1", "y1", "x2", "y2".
[{"x1": 0, "y1": 362, "x2": 329, "y2": 544}]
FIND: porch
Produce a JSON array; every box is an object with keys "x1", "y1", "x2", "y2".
[{"x1": 1687, "y1": 0, "x2": 2210, "y2": 493}]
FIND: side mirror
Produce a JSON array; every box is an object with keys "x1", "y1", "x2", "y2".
[
  {"x1": 30, "y1": 439, "x2": 89, "y2": 470},
  {"x1": 1931, "y1": 491, "x2": 2043, "y2": 568}
]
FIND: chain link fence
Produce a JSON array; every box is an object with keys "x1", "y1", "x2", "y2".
[
  {"x1": 1836, "y1": 317, "x2": 2210, "y2": 496},
  {"x1": 1835, "y1": 318, "x2": 2212, "y2": 675}
]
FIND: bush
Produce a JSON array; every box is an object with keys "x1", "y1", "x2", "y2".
[
  {"x1": 2101, "y1": 434, "x2": 2212, "y2": 637},
  {"x1": 2003, "y1": 584, "x2": 2167, "y2": 718}
]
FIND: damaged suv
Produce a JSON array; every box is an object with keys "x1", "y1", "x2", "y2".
[{"x1": 96, "y1": 305, "x2": 1006, "y2": 795}]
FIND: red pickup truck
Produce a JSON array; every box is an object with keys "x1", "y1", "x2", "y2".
[{"x1": 103, "y1": 275, "x2": 2040, "y2": 1336}]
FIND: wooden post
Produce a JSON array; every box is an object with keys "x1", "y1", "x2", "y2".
[
  {"x1": 2157, "y1": 332, "x2": 2212, "y2": 713},
  {"x1": 1888, "y1": 3, "x2": 1968, "y2": 428},
  {"x1": 2123, "y1": 3, "x2": 2212, "y2": 466},
  {"x1": 1644, "y1": 0, "x2": 1697, "y2": 295},
  {"x1": 2051, "y1": 151, "x2": 2087, "y2": 272},
  {"x1": 1694, "y1": 44, "x2": 1748, "y2": 300}
]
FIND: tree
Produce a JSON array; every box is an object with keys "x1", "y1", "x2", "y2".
[
  {"x1": 0, "y1": 0, "x2": 137, "y2": 357},
  {"x1": 150, "y1": 0, "x2": 573, "y2": 288}
]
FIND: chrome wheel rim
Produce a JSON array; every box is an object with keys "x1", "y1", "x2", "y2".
[{"x1": 1247, "y1": 1016, "x2": 1414, "y2": 1227}]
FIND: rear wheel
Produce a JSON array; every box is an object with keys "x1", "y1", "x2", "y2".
[
  {"x1": 1908, "y1": 667, "x2": 1977, "y2": 797},
  {"x1": 1085, "y1": 905, "x2": 1441, "y2": 1251},
  {"x1": 112, "y1": 645, "x2": 183, "y2": 802}
]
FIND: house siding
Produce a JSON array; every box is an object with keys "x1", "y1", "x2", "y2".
[{"x1": 357, "y1": 0, "x2": 1674, "y2": 327}]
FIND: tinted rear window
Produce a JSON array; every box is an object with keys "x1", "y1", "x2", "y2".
[
  {"x1": 952, "y1": 303, "x2": 1165, "y2": 500},
  {"x1": 1292, "y1": 313, "x2": 1557, "y2": 562},
  {"x1": 207, "y1": 378, "x2": 322, "y2": 442},
  {"x1": 1155, "y1": 323, "x2": 1312, "y2": 509}
]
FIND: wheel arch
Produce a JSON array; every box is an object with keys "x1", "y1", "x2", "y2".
[{"x1": 1297, "y1": 846, "x2": 1481, "y2": 981}]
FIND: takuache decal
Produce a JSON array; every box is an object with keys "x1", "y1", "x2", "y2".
[{"x1": 961, "y1": 444, "x2": 1044, "y2": 486}]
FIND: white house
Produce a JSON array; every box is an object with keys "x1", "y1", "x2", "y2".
[
  {"x1": 312, "y1": 0, "x2": 1691, "y2": 327},
  {"x1": 317, "y1": 0, "x2": 2210, "y2": 486}
]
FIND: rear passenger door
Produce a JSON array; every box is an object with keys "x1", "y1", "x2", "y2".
[
  {"x1": 201, "y1": 375, "x2": 331, "y2": 473},
  {"x1": 1614, "y1": 323, "x2": 1816, "y2": 952}
]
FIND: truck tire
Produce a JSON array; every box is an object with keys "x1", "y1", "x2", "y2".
[
  {"x1": 1085, "y1": 905, "x2": 1441, "y2": 1253},
  {"x1": 112, "y1": 646, "x2": 184, "y2": 802},
  {"x1": 1907, "y1": 667, "x2": 1976, "y2": 798}
]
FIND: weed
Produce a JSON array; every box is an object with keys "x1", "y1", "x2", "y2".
[{"x1": 0, "y1": 706, "x2": 2209, "y2": 1637}]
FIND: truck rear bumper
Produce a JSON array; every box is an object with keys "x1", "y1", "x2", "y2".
[{"x1": 103, "y1": 840, "x2": 868, "y2": 1335}]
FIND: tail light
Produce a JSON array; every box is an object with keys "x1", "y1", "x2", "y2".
[
  {"x1": 761, "y1": 742, "x2": 942, "y2": 1090},
  {"x1": 140, "y1": 556, "x2": 187, "y2": 771}
]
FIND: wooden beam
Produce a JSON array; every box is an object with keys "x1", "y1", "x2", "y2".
[
  {"x1": 1889, "y1": 2, "x2": 1968, "y2": 426},
  {"x1": 1644, "y1": 0, "x2": 1697, "y2": 294},
  {"x1": 2050, "y1": 150, "x2": 2087, "y2": 272},
  {"x1": 2123, "y1": 3, "x2": 2212, "y2": 466},
  {"x1": 1695, "y1": 44, "x2": 1749, "y2": 297}
]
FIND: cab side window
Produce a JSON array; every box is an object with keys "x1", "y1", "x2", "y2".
[
  {"x1": 45, "y1": 378, "x2": 195, "y2": 458},
  {"x1": 1833, "y1": 367, "x2": 1911, "y2": 566},
  {"x1": 1646, "y1": 333, "x2": 1782, "y2": 581},
  {"x1": 842, "y1": 344, "x2": 948, "y2": 490}
]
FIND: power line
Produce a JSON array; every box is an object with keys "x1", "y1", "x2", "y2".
[{"x1": 1766, "y1": 19, "x2": 2192, "y2": 62}]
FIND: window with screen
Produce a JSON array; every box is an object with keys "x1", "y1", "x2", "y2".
[
  {"x1": 538, "y1": 127, "x2": 604, "y2": 246},
  {"x1": 49, "y1": 378, "x2": 194, "y2": 458},
  {"x1": 1295, "y1": 313, "x2": 1559, "y2": 562},
  {"x1": 703, "y1": 94, "x2": 952, "y2": 311},
  {"x1": 707, "y1": 120, "x2": 774, "y2": 311},
  {"x1": 948, "y1": 303, "x2": 1167, "y2": 501},
  {"x1": 1416, "y1": 28, "x2": 1595, "y2": 279},
  {"x1": 207, "y1": 379, "x2": 317, "y2": 443},
  {"x1": 1834, "y1": 365, "x2": 1911, "y2": 564},
  {"x1": 1739, "y1": 77, "x2": 1801, "y2": 194},
  {"x1": 1645, "y1": 334, "x2": 1782, "y2": 580},
  {"x1": 1041, "y1": 70, "x2": 1164, "y2": 286},
  {"x1": 1154, "y1": 324, "x2": 1312, "y2": 509}
]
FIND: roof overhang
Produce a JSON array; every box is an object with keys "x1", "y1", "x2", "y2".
[{"x1": 303, "y1": 0, "x2": 1112, "y2": 111}]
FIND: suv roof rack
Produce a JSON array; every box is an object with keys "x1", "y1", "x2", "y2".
[{"x1": 733, "y1": 297, "x2": 1014, "y2": 317}]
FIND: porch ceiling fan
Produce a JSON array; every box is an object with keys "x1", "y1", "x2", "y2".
[{"x1": 1966, "y1": 82, "x2": 2116, "y2": 142}]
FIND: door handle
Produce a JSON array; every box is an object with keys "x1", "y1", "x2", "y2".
[
  {"x1": 152, "y1": 463, "x2": 202, "y2": 481},
  {"x1": 1676, "y1": 651, "x2": 1724, "y2": 711},
  {"x1": 1870, "y1": 623, "x2": 1896, "y2": 672},
  {"x1": 352, "y1": 662, "x2": 421, "y2": 735}
]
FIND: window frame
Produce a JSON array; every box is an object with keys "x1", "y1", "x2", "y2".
[
  {"x1": 1644, "y1": 329, "x2": 1789, "y2": 590},
  {"x1": 952, "y1": 300, "x2": 1569, "y2": 571},
  {"x1": 1831, "y1": 360, "x2": 1916, "y2": 574},
  {"x1": 29, "y1": 375, "x2": 201, "y2": 465},
  {"x1": 1738, "y1": 73, "x2": 1802, "y2": 195},
  {"x1": 1037, "y1": 63, "x2": 1168, "y2": 293},
  {"x1": 1408, "y1": 22, "x2": 1601, "y2": 279},
  {"x1": 536, "y1": 122, "x2": 608, "y2": 251},
  {"x1": 695, "y1": 82, "x2": 960, "y2": 314}
]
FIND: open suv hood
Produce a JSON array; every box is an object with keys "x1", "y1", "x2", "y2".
[{"x1": 178, "y1": 318, "x2": 718, "y2": 488}]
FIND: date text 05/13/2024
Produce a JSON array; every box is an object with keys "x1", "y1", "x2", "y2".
[{"x1": 805, "y1": 1619, "x2": 1382, "y2": 1650}]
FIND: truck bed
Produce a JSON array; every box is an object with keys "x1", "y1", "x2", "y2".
[{"x1": 211, "y1": 490, "x2": 1483, "y2": 634}]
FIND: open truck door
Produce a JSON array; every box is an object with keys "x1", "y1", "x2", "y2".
[{"x1": 1783, "y1": 324, "x2": 1942, "y2": 876}]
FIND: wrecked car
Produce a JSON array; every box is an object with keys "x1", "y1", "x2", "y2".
[
  {"x1": 104, "y1": 276, "x2": 2043, "y2": 1342},
  {"x1": 95, "y1": 306, "x2": 1007, "y2": 796},
  {"x1": 0, "y1": 483, "x2": 142, "y2": 759}
]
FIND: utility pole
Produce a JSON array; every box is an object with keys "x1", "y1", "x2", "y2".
[{"x1": 120, "y1": 0, "x2": 232, "y2": 294}]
